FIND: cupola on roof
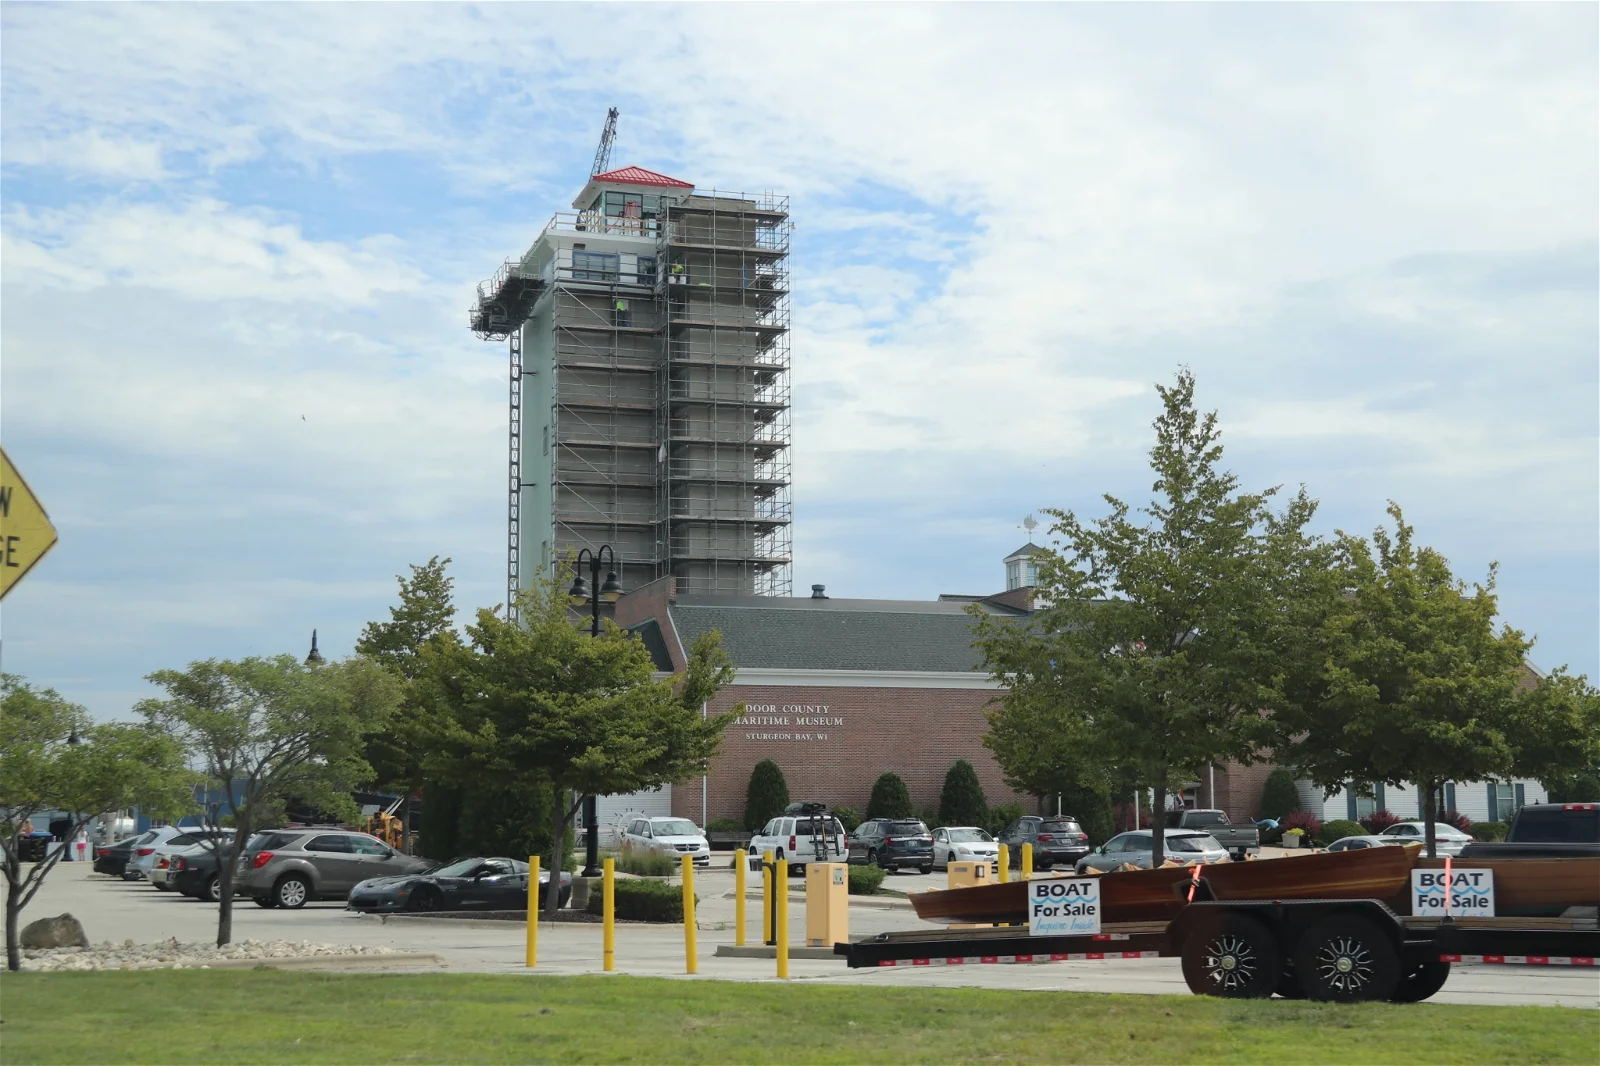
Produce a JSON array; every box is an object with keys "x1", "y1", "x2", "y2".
[{"x1": 591, "y1": 166, "x2": 694, "y2": 188}]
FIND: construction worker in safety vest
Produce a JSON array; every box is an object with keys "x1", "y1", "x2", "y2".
[{"x1": 615, "y1": 298, "x2": 629, "y2": 326}]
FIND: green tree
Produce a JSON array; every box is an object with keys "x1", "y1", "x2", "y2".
[
  {"x1": 357, "y1": 556, "x2": 460, "y2": 853},
  {"x1": 425, "y1": 571, "x2": 739, "y2": 921},
  {"x1": 1278, "y1": 506, "x2": 1535, "y2": 857},
  {"x1": 938, "y1": 760, "x2": 988, "y2": 827},
  {"x1": 743, "y1": 760, "x2": 790, "y2": 831},
  {"x1": 139, "y1": 654, "x2": 400, "y2": 945},
  {"x1": 1506, "y1": 667, "x2": 1600, "y2": 800},
  {"x1": 1258, "y1": 768, "x2": 1302, "y2": 821},
  {"x1": 866, "y1": 772, "x2": 913, "y2": 820},
  {"x1": 975, "y1": 369, "x2": 1333, "y2": 865},
  {"x1": 1, "y1": 676, "x2": 191, "y2": 970}
]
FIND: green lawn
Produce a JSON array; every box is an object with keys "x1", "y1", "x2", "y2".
[{"x1": 2, "y1": 971, "x2": 1593, "y2": 1064}]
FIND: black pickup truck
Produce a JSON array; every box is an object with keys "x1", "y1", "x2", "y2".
[{"x1": 1459, "y1": 802, "x2": 1599, "y2": 859}]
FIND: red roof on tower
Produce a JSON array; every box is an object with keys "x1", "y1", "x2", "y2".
[{"x1": 590, "y1": 166, "x2": 694, "y2": 189}]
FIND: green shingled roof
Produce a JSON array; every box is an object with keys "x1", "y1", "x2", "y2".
[{"x1": 667, "y1": 599, "x2": 1018, "y2": 672}]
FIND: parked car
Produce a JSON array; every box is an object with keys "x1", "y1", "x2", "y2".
[
  {"x1": 848, "y1": 819, "x2": 934, "y2": 874},
  {"x1": 1378, "y1": 822, "x2": 1474, "y2": 856},
  {"x1": 1074, "y1": 829, "x2": 1229, "y2": 874},
  {"x1": 170, "y1": 847, "x2": 226, "y2": 902},
  {"x1": 148, "y1": 829, "x2": 233, "y2": 891},
  {"x1": 1460, "y1": 802, "x2": 1600, "y2": 859},
  {"x1": 748, "y1": 809, "x2": 848, "y2": 877},
  {"x1": 1325, "y1": 835, "x2": 1409, "y2": 853},
  {"x1": 1163, "y1": 809, "x2": 1259, "y2": 860},
  {"x1": 619, "y1": 817, "x2": 712, "y2": 868},
  {"x1": 347, "y1": 856, "x2": 572, "y2": 913},
  {"x1": 930, "y1": 826, "x2": 998, "y2": 870},
  {"x1": 124, "y1": 826, "x2": 203, "y2": 881},
  {"x1": 998, "y1": 816, "x2": 1091, "y2": 871},
  {"x1": 93, "y1": 832, "x2": 155, "y2": 877},
  {"x1": 235, "y1": 828, "x2": 432, "y2": 909}
]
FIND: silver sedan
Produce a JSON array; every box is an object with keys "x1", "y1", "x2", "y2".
[{"x1": 1074, "y1": 829, "x2": 1229, "y2": 874}]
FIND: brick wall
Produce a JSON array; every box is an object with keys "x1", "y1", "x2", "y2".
[{"x1": 672, "y1": 683, "x2": 1033, "y2": 825}]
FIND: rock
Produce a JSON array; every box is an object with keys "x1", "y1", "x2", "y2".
[{"x1": 20, "y1": 914, "x2": 90, "y2": 950}]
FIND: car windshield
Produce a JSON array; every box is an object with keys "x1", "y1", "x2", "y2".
[
  {"x1": 434, "y1": 858, "x2": 486, "y2": 878},
  {"x1": 651, "y1": 820, "x2": 699, "y2": 837},
  {"x1": 947, "y1": 829, "x2": 992, "y2": 843},
  {"x1": 1041, "y1": 820, "x2": 1081, "y2": 834},
  {"x1": 1168, "y1": 834, "x2": 1222, "y2": 853},
  {"x1": 887, "y1": 822, "x2": 927, "y2": 836}
]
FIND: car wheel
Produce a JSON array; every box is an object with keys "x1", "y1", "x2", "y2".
[
  {"x1": 253, "y1": 895, "x2": 277, "y2": 909},
  {"x1": 204, "y1": 875, "x2": 222, "y2": 903},
  {"x1": 867, "y1": 849, "x2": 880, "y2": 867},
  {"x1": 1388, "y1": 958, "x2": 1451, "y2": 1003},
  {"x1": 918, "y1": 864, "x2": 933, "y2": 875},
  {"x1": 948, "y1": 852, "x2": 958, "y2": 866},
  {"x1": 1038, "y1": 862, "x2": 1053, "y2": 872},
  {"x1": 406, "y1": 887, "x2": 441, "y2": 912},
  {"x1": 788, "y1": 863, "x2": 805, "y2": 878},
  {"x1": 559, "y1": 888, "x2": 572, "y2": 908},
  {"x1": 274, "y1": 874, "x2": 312, "y2": 910},
  {"x1": 1294, "y1": 915, "x2": 1400, "y2": 1002},
  {"x1": 1181, "y1": 913, "x2": 1279, "y2": 998},
  {"x1": 153, "y1": 882, "x2": 173, "y2": 891}
]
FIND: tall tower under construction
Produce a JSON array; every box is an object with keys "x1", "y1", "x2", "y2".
[{"x1": 471, "y1": 165, "x2": 792, "y2": 609}]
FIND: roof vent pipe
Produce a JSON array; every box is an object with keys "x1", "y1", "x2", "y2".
[{"x1": 810, "y1": 584, "x2": 828, "y2": 599}]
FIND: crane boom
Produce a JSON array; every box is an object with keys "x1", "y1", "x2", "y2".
[{"x1": 590, "y1": 107, "x2": 620, "y2": 177}]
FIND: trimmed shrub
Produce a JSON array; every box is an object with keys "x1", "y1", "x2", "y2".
[
  {"x1": 1320, "y1": 819, "x2": 1365, "y2": 845},
  {"x1": 1258, "y1": 824, "x2": 1285, "y2": 847},
  {"x1": 706, "y1": 818, "x2": 743, "y2": 834},
  {"x1": 938, "y1": 760, "x2": 988, "y2": 828},
  {"x1": 743, "y1": 760, "x2": 790, "y2": 831},
  {"x1": 1439, "y1": 809, "x2": 1473, "y2": 832},
  {"x1": 1360, "y1": 808, "x2": 1401, "y2": 834},
  {"x1": 985, "y1": 802, "x2": 1025, "y2": 837},
  {"x1": 866, "y1": 773, "x2": 913, "y2": 820},
  {"x1": 1258, "y1": 769, "x2": 1301, "y2": 821},
  {"x1": 848, "y1": 864, "x2": 887, "y2": 896},
  {"x1": 1469, "y1": 821, "x2": 1508, "y2": 842},
  {"x1": 1282, "y1": 810, "x2": 1323, "y2": 839},
  {"x1": 832, "y1": 806, "x2": 862, "y2": 832},
  {"x1": 585, "y1": 878, "x2": 694, "y2": 922}
]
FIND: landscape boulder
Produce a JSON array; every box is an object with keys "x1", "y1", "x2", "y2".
[{"x1": 21, "y1": 913, "x2": 91, "y2": 950}]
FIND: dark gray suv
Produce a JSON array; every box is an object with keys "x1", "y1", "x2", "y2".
[{"x1": 236, "y1": 829, "x2": 431, "y2": 909}]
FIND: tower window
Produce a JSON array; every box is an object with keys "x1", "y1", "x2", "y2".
[{"x1": 572, "y1": 250, "x2": 619, "y2": 281}]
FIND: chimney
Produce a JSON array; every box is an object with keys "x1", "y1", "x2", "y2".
[{"x1": 810, "y1": 584, "x2": 828, "y2": 599}]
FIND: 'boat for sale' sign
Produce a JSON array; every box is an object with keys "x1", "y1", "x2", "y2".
[
  {"x1": 1412, "y1": 868, "x2": 1496, "y2": 917},
  {"x1": 1028, "y1": 878, "x2": 1101, "y2": 936}
]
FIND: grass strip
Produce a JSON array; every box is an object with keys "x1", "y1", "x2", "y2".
[{"x1": 1, "y1": 971, "x2": 1593, "y2": 1064}]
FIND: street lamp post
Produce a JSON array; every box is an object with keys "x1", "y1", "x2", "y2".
[{"x1": 568, "y1": 544, "x2": 624, "y2": 879}]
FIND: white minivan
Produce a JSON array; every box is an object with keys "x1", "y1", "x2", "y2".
[
  {"x1": 619, "y1": 817, "x2": 712, "y2": 868},
  {"x1": 747, "y1": 809, "x2": 848, "y2": 877}
]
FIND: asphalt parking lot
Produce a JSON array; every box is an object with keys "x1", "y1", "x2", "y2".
[{"x1": 14, "y1": 861, "x2": 1598, "y2": 1008}]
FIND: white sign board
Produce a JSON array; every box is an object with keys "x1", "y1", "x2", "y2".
[
  {"x1": 1028, "y1": 878, "x2": 1102, "y2": 936},
  {"x1": 1411, "y1": 867, "x2": 1495, "y2": 918}
]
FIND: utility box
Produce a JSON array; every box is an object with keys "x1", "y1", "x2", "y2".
[
  {"x1": 947, "y1": 860, "x2": 995, "y2": 890},
  {"x1": 805, "y1": 862, "x2": 849, "y2": 947}
]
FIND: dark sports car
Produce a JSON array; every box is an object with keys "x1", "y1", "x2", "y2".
[{"x1": 346, "y1": 856, "x2": 572, "y2": 913}]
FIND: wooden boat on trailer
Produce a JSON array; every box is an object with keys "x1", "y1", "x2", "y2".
[{"x1": 910, "y1": 843, "x2": 1600, "y2": 926}]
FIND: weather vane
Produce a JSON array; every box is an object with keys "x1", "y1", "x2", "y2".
[{"x1": 1022, "y1": 514, "x2": 1038, "y2": 543}]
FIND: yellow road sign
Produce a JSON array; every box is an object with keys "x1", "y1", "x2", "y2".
[{"x1": 0, "y1": 446, "x2": 59, "y2": 599}]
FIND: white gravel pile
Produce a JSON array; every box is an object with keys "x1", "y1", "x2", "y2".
[{"x1": 20, "y1": 937, "x2": 401, "y2": 972}]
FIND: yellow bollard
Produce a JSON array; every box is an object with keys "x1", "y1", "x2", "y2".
[
  {"x1": 1022, "y1": 843, "x2": 1033, "y2": 881},
  {"x1": 998, "y1": 843, "x2": 1010, "y2": 884},
  {"x1": 775, "y1": 858, "x2": 789, "y2": 979},
  {"x1": 762, "y1": 849, "x2": 774, "y2": 944},
  {"x1": 602, "y1": 857, "x2": 615, "y2": 972},
  {"x1": 734, "y1": 849, "x2": 747, "y2": 947},
  {"x1": 525, "y1": 855, "x2": 539, "y2": 968},
  {"x1": 682, "y1": 854, "x2": 698, "y2": 974}
]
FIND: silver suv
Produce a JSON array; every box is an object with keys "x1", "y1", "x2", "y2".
[{"x1": 236, "y1": 828, "x2": 430, "y2": 909}]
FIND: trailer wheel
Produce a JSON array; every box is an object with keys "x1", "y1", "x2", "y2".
[
  {"x1": 1294, "y1": 915, "x2": 1400, "y2": 1002},
  {"x1": 1389, "y1": 958, "x2": 1451, "y2": 1003},
  {"x1": 1180, "y1": 914, "x2": 1279, "y2": 998}
]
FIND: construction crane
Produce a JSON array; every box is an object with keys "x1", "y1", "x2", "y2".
[{"x1": 590, "y1": 107, "x2": 620, "y2": 177}]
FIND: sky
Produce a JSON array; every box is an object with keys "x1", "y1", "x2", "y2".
[{"x1": 2, "y1": 3, "x2": 1596, "y2": 718}]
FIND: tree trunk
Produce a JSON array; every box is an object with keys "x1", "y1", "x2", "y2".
[
  {"x1": 1422, "y1": 782, "x2": 1438, "y2": 861},
  {"x1": 545, "y1": 783, "x2": 565, "y2": 923},
  {"x1": 1151, "y1": 778, "x2": 1167, "y2": 867},
  {"x1": 5, "y1": 868, "x2": 21, "y2": 972},
  {"x1": 216, "y1": 829, "x2": 246, "y2": 948}
]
